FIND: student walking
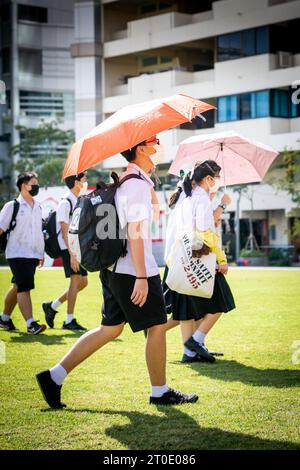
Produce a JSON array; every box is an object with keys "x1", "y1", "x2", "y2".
[
  {"x1": 42, "y1": 172, "x2": 88, "y2": 331},
  {"x1": 0, "y1": 172, "x2": 46, "y2": 335},
  {"x1": 162, "y1": 161, "x2": 235, "y2": 363},
  {"x1": 36, "y1": 137, "x2": 198, "y2": 408}
]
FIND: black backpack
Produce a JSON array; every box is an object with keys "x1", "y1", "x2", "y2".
[
  {"x1": 0, "y1": 199, "x2": 20, "y2": 253},
  {"x1": 43, "y1": 198, "x2": 73, "y2": 259},
  {"x1": 68, "y1": 172, "x2": 143, "y2": 272}
]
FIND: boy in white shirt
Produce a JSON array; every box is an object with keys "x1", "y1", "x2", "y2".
[
  {"x1": 42, "y1": 172, "x2": 88, "y2": 331},
  {"x1": 36, "y1": 137, "x2": 199, "y2": 408},
  {"x1": 0, "y1": 172, "x2": 46, "y2": 335}
]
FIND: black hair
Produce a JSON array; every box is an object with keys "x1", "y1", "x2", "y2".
[
  {"x1": 168, "y1": 160, "x2": 221, "y2": 208},
  {"x1": 64, "y1": 172, "x2": 86, "y2": 189},
  {"x1": 121, "y1": 141, "x2": 146, "y2": 162},
  {"x1": 16, "y1": 171, "x2": 38, "y2": 191}
]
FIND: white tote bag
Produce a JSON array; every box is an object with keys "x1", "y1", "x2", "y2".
[{"x1": 165, "y1": 197, "x2": 216, "y2": 299}]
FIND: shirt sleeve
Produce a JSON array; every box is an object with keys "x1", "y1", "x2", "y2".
[
  {"x1": 119, "y1": 180, "x2": 151, "y2": 225},
  {"x1": 0, "y1": 201, "x2": 14, "y2": 232},
  {"x1": 194, "y1": 198, "x2": 213, "y2": 232},
  {"x1": 56, "y1": 200, "x2": 71, "y2": 225}
]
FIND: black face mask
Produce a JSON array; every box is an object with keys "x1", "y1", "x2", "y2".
[{"x1": 28, "y1": 184, "x2": 39, "y2": 197}]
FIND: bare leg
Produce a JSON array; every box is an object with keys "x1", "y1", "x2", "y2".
[
  {"x1": 197, "y1": 313, "x2": 222, "y2": 335},
  {"x1": 2, "y1": 284, "x2": 18, "y2": 316},
  {"x1": 161, "y1": 316, "x2": 180, "y2": 332},
  {"x1": 55, "y1": 277, "x2": 88, "y2": 306},
  {"x1": 60, "y1": 323, "x2": 124, "y2": 373},
  {"x1": 145, "y1": 324, "x2": 166, "y2": 386},
  {"x1": 66, "y1": 275, "x2": 83, "y2": 314},
  {"x1": 180, "y1": 320, "x2": 197, "y2": 343},
  {"x1": 17, "y1": 291, "x2": 33, "y2": 322}
]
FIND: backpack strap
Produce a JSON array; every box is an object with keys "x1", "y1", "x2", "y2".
[
  {"x1": 118, "y1": 173, "x2": 143, "y2": 186},
  {"x1": 112, "y1": 173, "x2": 144, "y2": 273},
  {"x1": 65, "y1": 198, "x2": 73, "y2": 217},
  {"x1": 7, "y1": 199, "x2": 20, "y2": 234}
]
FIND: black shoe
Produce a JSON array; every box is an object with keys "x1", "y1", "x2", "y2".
[
  {"x1": 36, "y1": 370, "x2": 66, "y2": 409},
  {"x1": 181, "y1": 353, "x2": 205, "y2": 363},
  {"x1": 42, "y1": 301, "x2": 57, "y2": 328},
  {"x1": 62, "y1": 319, "x2": 87, "y2": 331},
  {"x1": 27, "y1": 321, "x2": 47, "y2": 335},
  {"x1": 184, "y1": 337, "x2": 215, "y2": 363},
  {"x1": 206, "y1": 348, "x2": 224, "y2": 357},
  {"x1": 150, "y1": 388, "x2": 199, "y2": 405},
  {"x1": 0, "y1": 317, "x2": 17, "y2": 331}
]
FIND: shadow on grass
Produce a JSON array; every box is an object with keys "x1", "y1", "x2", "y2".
[
  {"x1": 60, "y1": 407, "x2": 299, "y2": 450},
  {"x1": 8, "y1": 331, "x2": 84, "y2": 344},
  {"x1": 185, "y1": 359, "x2": 300, "y2": 388}
]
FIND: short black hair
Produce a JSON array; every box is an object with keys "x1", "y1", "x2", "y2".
[
  {"x1": 64, "y1": 172, "x2": 86, "y2": 189},
  {"x1": 16, "y1": 172, "x2": 38, "y2": 191},
  {"x1": 121, "y1": 141, "x2": 146, "y2": 162}
]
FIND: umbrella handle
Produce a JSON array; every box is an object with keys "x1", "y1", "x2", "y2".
[{"x1": 220, "y1": 144, "x2": 227, "y2": 192}]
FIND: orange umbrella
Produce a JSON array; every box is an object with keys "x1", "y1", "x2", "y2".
[{"x1": 63, "y1": 93, "x2": 215, "y2": 178}]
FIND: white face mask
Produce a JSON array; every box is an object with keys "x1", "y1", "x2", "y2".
[
  {"x1": 79, "y1": 181, "x2": 88, "y2": 196},
  {"x1": 208, "y1": 177, "x2": 221, "y2": 194},
  {"x1": 150, "y1": 144, "x2": 164, "y2": 166}
]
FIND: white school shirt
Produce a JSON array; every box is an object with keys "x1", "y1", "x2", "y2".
[
  {"x1": 0, "y1": 194, "x2": 44, "y2": 259},
  {"x1": 164, "y1": 185, "x2": 215, "y2": 262},
  {"x1": 56, "y1": 191, "x2": 77, "y2": 250},
  {"x1": 111, "y1": 163, "x2": 159, "y2": 278}
]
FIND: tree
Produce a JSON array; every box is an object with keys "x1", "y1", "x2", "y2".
[
  {"x1": 271, "y1": 148, "x2": 300, "y2": 239},
  {"x1": 11, "y1": 119, "x2": 75, "y2": 187}
]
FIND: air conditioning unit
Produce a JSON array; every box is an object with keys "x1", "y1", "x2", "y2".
[{"x1": 277, "y1": 51, "x2": 294, "y2": 68}]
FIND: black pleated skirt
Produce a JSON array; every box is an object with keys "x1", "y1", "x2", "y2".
[{"x1": 162, "y1": 266, "x2": 235, "y2": 321}]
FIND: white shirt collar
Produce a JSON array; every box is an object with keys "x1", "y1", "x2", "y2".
[
  {"x1": 192, "y1": 185, "x2": 210, "y2": 199},
  {"x1": 127, "y1": 163, "x2": 154, "y2": 187},
  {"x1": 17, "y1": 194, "x2": 37, "y2": 207}
]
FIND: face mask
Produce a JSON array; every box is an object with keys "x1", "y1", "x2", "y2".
[
  {"x1": 79, "y1": 181, "x2": 88, "y2": 196},
  {"x1": 28, "y1": 184, "x2": 39, "y2": 197},
  {"x1": 149, "y1": 144, "x2": 164, "y2": 166},
  {"x1": 208, "y1": 177, "x2": 221, "y2": 194}
]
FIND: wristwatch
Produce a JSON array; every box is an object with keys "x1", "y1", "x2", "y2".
[{"x1": 218, "y1": 203, "x2": 227, "y2": 210}]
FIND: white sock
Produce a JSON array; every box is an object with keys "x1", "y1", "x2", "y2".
[
  {"x1": 50, "y1": 364, "x2": 67, "y2": 386},
  {"x1": 65, "y1": 314, "x2": 74, "y2": 324},
  {"x1": 151, "y1": 384, "x2": 169, "y2": 398},
  {"x1": 51, "y1": 299, "x2": 61, "y2": 311},
  {"x1": 184, "y1": 346, "x2": 197, "y2": 357},
  {"x1": 26, "y1": 318, "x2": 34, "y2": 327},
  {"x1": 1, "y1": 314, "x2": 10, "y2": 322},
  {"x1": 193, "y1": 330, "x2": 206, "y2": 345}
]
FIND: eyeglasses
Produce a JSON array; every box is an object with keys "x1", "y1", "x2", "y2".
[{"x1": 144, "y1": 137, "x2": 160, "y2": 146}]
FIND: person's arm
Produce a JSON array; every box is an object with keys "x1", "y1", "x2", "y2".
[
  {"x1": 61, "y1": 221, "x2": 79, "y2": 272},
  {"x1": 151, "y1": 187, "x2": 160, "y2": 221},
  {"x1": 0, "y1": 202, "x2": 13, "y2": 235},
  {"x1": 128, "y1": 221, "x2": 148, "y2": 308}
]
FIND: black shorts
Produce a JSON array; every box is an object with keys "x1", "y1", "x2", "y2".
[
  {"x1": 61, "y1": 250, "x2": 88, "y2": 278},
  {"x1": 8, "y1": 258, "x2": 39, "y2": 293},
  {"x1": 99, "y1": 269, "x2": 167, "y2": 333}
]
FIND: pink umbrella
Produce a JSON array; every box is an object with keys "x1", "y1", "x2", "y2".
[{"x1": 169, "y1": 130, "x2": 279, "y2": 187}]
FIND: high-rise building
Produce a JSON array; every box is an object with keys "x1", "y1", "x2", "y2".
[{"x1": 0, "y1": 0, "x2": 75, "y2": 181}]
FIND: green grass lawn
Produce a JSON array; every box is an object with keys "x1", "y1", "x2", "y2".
[{"x1": 0, "y1": 267, "x2": 299, "y2": 450}]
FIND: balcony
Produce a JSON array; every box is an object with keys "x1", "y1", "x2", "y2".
[{"x1": 103, "y1": 0, "x2": 300, "y2": 58}]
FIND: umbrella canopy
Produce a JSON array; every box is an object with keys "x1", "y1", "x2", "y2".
[
  {"x1": 169, "y1": 130, "x2": 279, "y2": 187},
  {"x1": 63, "y1": 93, "x2": 215, "y2": 178}
]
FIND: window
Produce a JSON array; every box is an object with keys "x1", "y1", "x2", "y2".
[
  {"x1": 18, "y1": 4, "x2": 47, "y2": 23},
  {"x1": 271, "y1": 89, "x2": 291, "y2": 118},
  {"x1": 1, "y1": 48, "x2": 10, "y2": 74},
  {"x1": 217, "y1": 88, "x2": 298, "y2": 122},
  {"x1": 218, "y1": 95, "x2": 238, "y2": 122},
  {"x1": 217, "y1": 26, "x2": 270, "y2": 62},
  {"x1": 142, "y1": 56, "x2": 158, "y2": 67},
  {"x1": 19, "y1": 48, "x2": 42, "y2": 75},
  {"x1": 19, "y1": 91, "x2": 74, "y2": 119}
]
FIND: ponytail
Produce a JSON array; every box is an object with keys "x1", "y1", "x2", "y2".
[{"x1": 169, "y1": 186, "x2": 182, "y2": 209}]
